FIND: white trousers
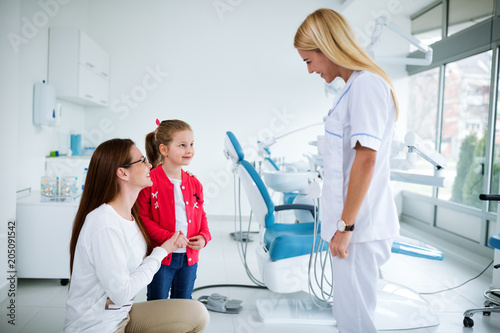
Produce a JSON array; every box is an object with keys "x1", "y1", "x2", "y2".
[{"x1": 332, "y1": 239, "x2": 392, "y2": 333}]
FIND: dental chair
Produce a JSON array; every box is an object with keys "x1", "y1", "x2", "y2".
[
  {"x1": 463, "y1": 194, "x2": 500, "y2": 328},
  {"x1": 224, "y1": 131, "x2": 328, "y2": 293}
]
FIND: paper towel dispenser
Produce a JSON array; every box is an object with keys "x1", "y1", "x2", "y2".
[{"x1": 33, "y1": 80, "x2": 59, "y2": 126}]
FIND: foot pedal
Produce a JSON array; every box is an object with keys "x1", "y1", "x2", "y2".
[
  {"x1": 230, "y1": 231, "x2": 253, "y2": 242},
  {"x1": 198, "y1": 293, "x2": 242, "y2": 314}
]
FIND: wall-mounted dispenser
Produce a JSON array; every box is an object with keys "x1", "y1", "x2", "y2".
[{"x1": 33, "y1": 80, "x2": 59, "y2": 126}]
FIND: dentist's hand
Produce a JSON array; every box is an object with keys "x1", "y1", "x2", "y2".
[
  {"x1": 329, "y1": 231, "x2": 352, "y2": 259},
  {"x1": 187, "y1": 235, "x2": 206, "y2": 250}
]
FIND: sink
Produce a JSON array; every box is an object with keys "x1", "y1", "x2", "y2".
[{"x1": 262, "y1": 170, "x2": 318, "y2": 193}]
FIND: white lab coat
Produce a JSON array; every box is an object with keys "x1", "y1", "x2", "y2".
[{"x1": 321, "y1": 70, "x2": 399, "y2": 333}]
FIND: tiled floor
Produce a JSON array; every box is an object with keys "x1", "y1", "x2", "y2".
[{"x1": 1, "y1": 218, "x2": 499, "y2": 333}]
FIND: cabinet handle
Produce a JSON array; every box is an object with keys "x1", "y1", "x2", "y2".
[
  {"x1": 86, "y1": 62, "x2": 95, "y2": 68},
  {"x1": 100, "y1": 100, "x2": 108, "y2": 105},
  {"x1": 100, "y1": 72, "x2": 108, "y2": 78},
  {"x1": 85, "y1": 94, "x2": 94, "y2": 99}
]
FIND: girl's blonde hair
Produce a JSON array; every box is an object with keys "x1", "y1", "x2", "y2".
[
  {"x1": 294, "y1": 8, "x2": 399, "y2": 119},
  {"x1": 145, "y1": 119, "x2": 192, "y2": 168}
]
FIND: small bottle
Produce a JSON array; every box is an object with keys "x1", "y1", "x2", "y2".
[{"x1": 81, "y1": 168, "x2": 88, "y2": 191}]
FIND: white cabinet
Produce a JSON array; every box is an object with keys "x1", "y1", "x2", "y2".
[
  {"x1": 16, "y1": 192, "x2": 79, "y2": 283},
  {"x1": 48, "y1": 28, "x2": 110, "y2": 107}
]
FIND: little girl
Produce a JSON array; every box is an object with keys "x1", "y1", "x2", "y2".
[{"x1": 138, "y1": 119, "x2": 211, "y2": 300}]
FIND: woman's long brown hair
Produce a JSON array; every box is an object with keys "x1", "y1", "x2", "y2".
[{"x1": 69, "y1": 138, "x2": 152, "y2": 275}]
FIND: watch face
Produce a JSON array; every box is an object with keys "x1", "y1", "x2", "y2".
[{"x1": 337, "y1": 220, "x2": 345, "y2": 232}]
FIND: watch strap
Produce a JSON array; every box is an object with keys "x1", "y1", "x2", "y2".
[{"x1": 344, "y1": 223, "x2": 355, "y2": 231}]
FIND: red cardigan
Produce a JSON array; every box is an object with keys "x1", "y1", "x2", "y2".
[{"x1": 137, "y1": 167, "x2": 211, "y2": 266}]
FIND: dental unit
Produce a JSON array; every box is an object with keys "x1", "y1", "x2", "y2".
[{"x1": 224, "y1": 130, "x2": 444, "y2": 330}]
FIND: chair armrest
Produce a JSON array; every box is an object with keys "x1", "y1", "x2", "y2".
[{"x1": 274, "y1": 204, "x2": 316, "y2": 217}]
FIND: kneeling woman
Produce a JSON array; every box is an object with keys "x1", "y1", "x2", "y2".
[{"x1": 64, "y1": 138, "x2": 209, "y2": 333}]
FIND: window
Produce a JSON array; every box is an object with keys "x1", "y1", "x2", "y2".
[
  {"x1": 448, "y1": 0, "x2": 495, "y2": 37},
  {"x1": 411, "y1": 2, "x2": 443, "y2": 45},
  {"x1": 412, "y1": 0, "x2": 496, "y2": 43},
  {"x1": 439, "y1": 51, "x2": 492, "y2": 208},
  {"x1": 403, "y1": 2, "x2": 499, "y2": 252},
  {"x1": 403, "y1": 68, "x2": 441, "y2": 196}
]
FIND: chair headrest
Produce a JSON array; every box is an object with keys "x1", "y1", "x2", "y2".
[{"x1": 224, "y1": 131, "x2": 244, "y2": 163}]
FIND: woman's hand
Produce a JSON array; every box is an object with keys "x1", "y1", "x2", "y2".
[
  {"x1": 329, "y1": 231, "x2": 352, "y2": 259},
  {"x1": 187, "y1": 235, "x2": 206, "y2": 250},
  {"x1": 160, "y1": 230, "x2": 189, "y2": 253},
  {"x1": 185, "y1": 171, "x2": 197, "y2": 178}
]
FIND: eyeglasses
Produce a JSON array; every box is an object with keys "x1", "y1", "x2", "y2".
[{"x1": 120, "y1": 156, "x2": 148, "y2": 168}]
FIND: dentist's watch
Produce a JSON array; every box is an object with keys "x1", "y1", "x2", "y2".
[{"x1": 337, "y1": 219, "x2": 355, "y2": 232}]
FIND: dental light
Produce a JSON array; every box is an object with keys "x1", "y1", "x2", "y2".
[
  {"x1": 366, "y1": 16, "x2": 433, "y2": 66},
  {"x1": 257, "y1": 123, "x2": 323, "y2": 151},
  {"x1": 390, "y1": 132, "x2": 450, "y2": 188},
  {"x1": 257, "y1": 122, "x2": 324, "y2": 174}
]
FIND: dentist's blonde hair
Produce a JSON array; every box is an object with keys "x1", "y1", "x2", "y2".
[{"x1": 294, "y1": 8, "x2": 399, "y2": 120}]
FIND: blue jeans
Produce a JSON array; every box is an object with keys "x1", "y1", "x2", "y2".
[{"x1": 147, "y1": 253, "x2": 198, "y2": 300}]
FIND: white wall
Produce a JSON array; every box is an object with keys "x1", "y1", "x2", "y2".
[
  {"x1": 0, "y1": 0, "x2": 21, "y2": 305},
  {"x1": 83, "y1": 0, "x2": 340, "y2": 216},
  {"x1": 14, "y1": 0, "x2": 338, "y2": 216},
  {"x1": 13, "y1": 0, "x2": 416, "y2": 217},
  {"x1": 16, "y1": 0, "x2": 89, "y2": 192}
]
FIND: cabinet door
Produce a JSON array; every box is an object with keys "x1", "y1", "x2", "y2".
[
  {"x1": 93, "y1": 73, "x2": 109, "y2": 106},
  {"x1": 16, "y1": 205, "x2": 75, "y2": 279},
  {"x1": 78, "y1": 65, "x2": 109, "y2": 106},
  {"x1": 79, "y1": 31, "x2": 110, "y2": 78}
]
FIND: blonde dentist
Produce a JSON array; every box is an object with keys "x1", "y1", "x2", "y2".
[{"x1": 294, "y1": 9, "x2": 400, "y2": 333}]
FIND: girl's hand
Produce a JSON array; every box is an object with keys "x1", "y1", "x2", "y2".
[
  {"x1": 329, "y1": 231, "x2": 352, "y2": 259},
  {"x1": 187, "y1": 235, "x2": 206, "y2": 250},
  {"x1": 160, "y1": 231, "x2": 188, "y2": 253}
]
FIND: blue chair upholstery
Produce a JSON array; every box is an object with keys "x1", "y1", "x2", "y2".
[
  {"x1": 225, "y1": 131, "x2": 244, "y2": 162},
  {"x1": 489, "y1": 234, "x2": 500, "y2": 249},
  {"x1": 263, "y1": 223, "x2": 324, "y2": 261}
]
